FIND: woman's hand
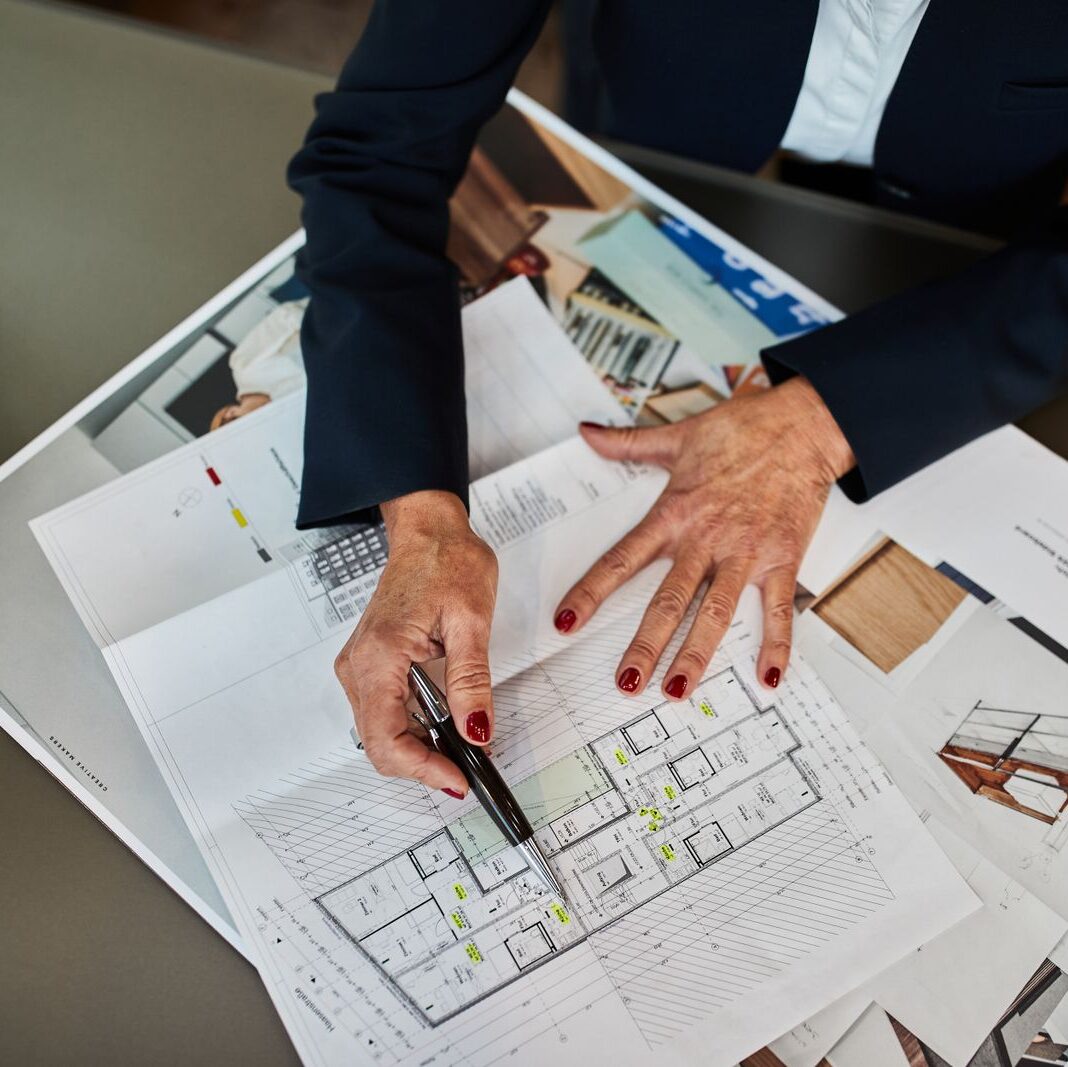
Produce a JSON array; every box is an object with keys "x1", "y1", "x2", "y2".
[
  {"x1": 552, "y1": 376, "x2": 855, "y2": 698},
  {"x1": 334, "y1": 490, "x2": 497, "y2": 796}
]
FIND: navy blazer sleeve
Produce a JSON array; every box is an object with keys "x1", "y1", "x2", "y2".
[
  {"x1": 287, "y1": 1, "x2": 550, "y2": 528},
  {"x1": 762, "y1": 205, "x2": 1068, "y2": 502}
]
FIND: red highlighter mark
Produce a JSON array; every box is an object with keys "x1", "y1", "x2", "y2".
[{"x1": 206, "y1": 467, "x2": 221, "y2": 486}]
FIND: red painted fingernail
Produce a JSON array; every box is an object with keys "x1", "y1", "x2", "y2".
[
  {"x1": 442, "y1": 788, "x2": 464, "y2": 799},
  {"x1": 465, "y1": 710, "x2": 490, "y2": 743},
  {"x1": 579, "y1": 421, "x2": 606, "y2": 430},
  {"x1": 665, "y1": 674, "x2": 687, "y2": 699},
  {"x1": 618, "y1": 667, "x2": 641, "y2": 692},
  {"x1": 764, "y1": 667, "x2": 781, "y2": 688},
  {"x1": 554, "y1": 608, "x2": 576, "y2": 633}
]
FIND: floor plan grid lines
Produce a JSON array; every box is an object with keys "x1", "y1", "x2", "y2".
[
  {"x1": 309, "y1": 665, "x2": 852, "y2": 1032},
  {"x1": 235, "y1": 745, "x2": 445, "y2": 895},
  {"x1": 486, "y1": 660, "x2": 588, "y2": 780},
  {"x1": 594, "y1": 804, "x2": 893, "y2": 1046},
  {"x1": 216, "y1": 615, "x2": 929, "y2": 1066}
]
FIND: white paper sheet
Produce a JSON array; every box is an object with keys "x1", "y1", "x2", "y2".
[
  {"x1": 770, "y1": 809, "x2": 1067, "y2": 1067},
  {"x1": 33, "y1": 391, "x2": 977, "y2": 1067},
  {"x1": 797, "y1": 609, "x2": 1068, "y2": 923},
  {"x1": 462, "y1": 277, "x2": 622, "y2": 480},
  {"x1": 871, "y1": 818, "x2": 1065, "y2": 1066},
  {"x1": 1051, "y1": 932, "x2": 1068, "y2": 974},
  {"x1": 769, "y1": 989, "x2": 871, "y2": 1067},
  {"x1": 826, "y1": 1005, "x2": 908, "y2": 1067}
]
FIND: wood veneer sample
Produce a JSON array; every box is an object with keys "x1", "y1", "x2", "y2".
[{"x1": 813, "y1": 539, "x2": 966, "y2": 673}]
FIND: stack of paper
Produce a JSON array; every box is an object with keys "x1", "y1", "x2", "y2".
[{"x1": 8, "y1": 90, "x2": 1068, "y2": 1067}]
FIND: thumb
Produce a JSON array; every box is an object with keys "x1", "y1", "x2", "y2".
[
  {"x1": 579, "y1": 421, "x2": 677, "y2": 465},
  {"x1": 442, "y1": 612, "x2": 495, "y2": 747}
]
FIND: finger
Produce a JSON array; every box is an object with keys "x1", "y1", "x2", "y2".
[
  {"x1": 553, "y1": 518, "x2": 663, "y2": 635},
  {"x1": 339, "y1": 645, "x2": 468, "y2": 795},
  {"x1": 441, "y1": 608, "x2": 495, "y2": 747},
  {"x1": 615, "y1": 559, "x2": 705, "y2": 697},
  {"x1": 757, "y1": 565, "x2": 797, "y2": 689},
  {"x1": 579, "y1": 421, "x2": 679, "y2": 466},
  {"x1": 664, "y1": 556, "x2": 752, "y2": 692}
]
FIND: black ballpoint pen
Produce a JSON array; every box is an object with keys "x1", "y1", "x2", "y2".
[{"x1": 407, "y1": 663, "x2": 566, "y2": 902}]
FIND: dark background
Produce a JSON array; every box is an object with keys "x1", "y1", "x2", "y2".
[{"x1": 73, "y1": 0, "x2": 567, "y2": 107}]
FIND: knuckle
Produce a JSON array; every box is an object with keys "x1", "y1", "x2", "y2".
[
  {"x1": 627, "y1": 636, "x2": 661, "y2": 663},
  {"x1": 676, "y1": 647, "x2": 710, "y2": 676},
  {"x1": 462, "y1": 591, "x2": 494, "y2": 620},
  {"x1": 568, "y1": 582, "x2": 600, "y2": 612},
  {"x1": 470, "y1": 537, "x2": 498, "y2": 572},
  {"x1": 731, "y1": 534, "x2": 760, "y2": 561},
  {"x1": 447, "y1": 662, "x2": 492, "y2": 695},
  {"x1": 649, "y1": 584, "x2": 691, "y2": 621},
  {"x1": 366, "y1": 737, "x2": 429, "y2": 782},
  {"x1": 654, "y1": 491, "x2": 689, "y2": 526},
  {"x1": 701, "y1": 591, "x2": 735, "y2": 629},
  {"x1": 766, "y1": 600, "x2": 795, "y2": 626},
  {"x1": 401, "y1": 743, "x2": 433, "y2": 783},
  {"x1": 765, "y1": 637, "x2": 792, "y2": 655},
  {"x1": 599, "y1": 544, "x2": 633, "y2": 578},
  {"x1": 362, "y1": 739, "x2": 395, "y2": 775}
]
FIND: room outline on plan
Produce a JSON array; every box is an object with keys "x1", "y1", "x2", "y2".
[{"x1": 308, "y1": 665, "x2": 832, "y2": 1027}]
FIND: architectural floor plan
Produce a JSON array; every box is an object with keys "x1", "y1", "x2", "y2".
[{"x1": 312, "y1": 667, "x2": 830, "y2": 1026}]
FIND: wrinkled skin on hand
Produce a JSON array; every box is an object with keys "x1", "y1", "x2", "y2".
[
  {"x1": 333, "y1": 491, "x2": 497, "y2": 796},
  {"x1": 334, "y1": 376, "x2": 854, "y2": 789},
  {"x1": 553, "y1": 376, "x2": 855, "y2": 700}
]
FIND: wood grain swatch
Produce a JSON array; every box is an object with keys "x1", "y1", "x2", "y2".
[{"x1": 812, "y1": 539, "x2": 966, "y2": 673}]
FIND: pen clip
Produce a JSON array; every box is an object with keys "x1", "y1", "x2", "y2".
[
  {"x1": 408, "y1": 663, "x2": 451, "y2": 726},
  {"x1": 410, "y1": 709, "x2": 445, "y2": 755}
]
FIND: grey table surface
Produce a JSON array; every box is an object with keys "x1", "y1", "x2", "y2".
[{"x1": 2, "y1": 2, "x2": 1066, "y2": 1066}]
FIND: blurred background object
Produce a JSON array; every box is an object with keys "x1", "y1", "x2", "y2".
[{"x1": 71, "y1": 0, "x2": 566, "y2": 108}]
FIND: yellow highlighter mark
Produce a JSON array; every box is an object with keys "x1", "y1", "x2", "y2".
[
  {"x1": 614, "y1": 748, "x2": 629, "y2": 766},
  {"x1": 453, "y1": 883, "x2": 467, "y2": 901},
  {"x1": 451, "y1": 911, "x2": 468, "y2": 930},
  {"x1": 699, "y1": 700, "x2": 716, "y2": 718},
  {"x1": 663, "y1": 784, "x2": 677, "y2": 800},
  {"x1": 660, "y1": 844, "x2": 676, "y2": 861},
  {"x1": 231, "y1": 507, "x2": 248, "y2": 528},
  {"x1": 465, "y1": 942, "x2": 482, "y2": 963},
  {"x1": 551, "y1": 903, "x2": 570, "y2": 924}
]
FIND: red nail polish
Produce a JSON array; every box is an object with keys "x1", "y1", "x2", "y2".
[
  {"x1": 618, "y1": 667, "x2": 641, "y2": 692},
  {"x1": 665, "y1": 674, "x2": 687, "y2": 699},
  {"x1": 764, "y1": 667, "x2": 781, "y2": 688},
  {"x1": 554, "y1": 608, "x2": 576, "y2": 633},
  {"x1": 442, "y1": 788, "x2": 464, "y2": 799},
  {"x1": 465, "y1": 710, "x2": 490, "y2": 743},
  {"x1": 579, "y1": 421, "x2": 606, "y2": 430}
]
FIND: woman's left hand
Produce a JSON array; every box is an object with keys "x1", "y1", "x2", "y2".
[{"x1": 552, "y1": 376, "x2": 856, "y2": 698}]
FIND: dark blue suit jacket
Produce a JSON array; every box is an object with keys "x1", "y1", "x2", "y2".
[{"x1": 288, "y1": 0, "x2": 1068, "y2": 527}]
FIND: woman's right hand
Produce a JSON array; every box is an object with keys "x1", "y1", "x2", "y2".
[{"x1": 334, "y1": 490, "x2": 498, "y2": 797}]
